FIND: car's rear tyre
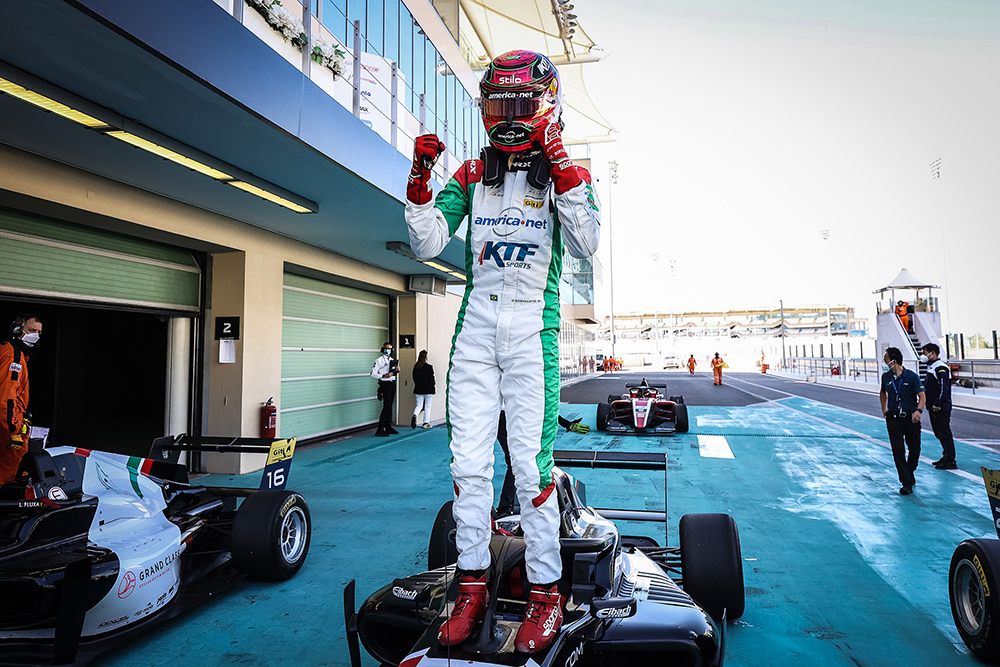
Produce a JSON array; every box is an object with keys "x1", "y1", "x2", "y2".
[
  {"x1": 680, "y1": 513, "x2": 744, "y2": 622},
  {"x1": 607, "y1": 394, "x2": 619, "y2": 405},
  {"x1": 669, "y1": 395, "x2": 684, "y2": 405},
  {"x1": 950, "y1": 539, "x2": 1000, "y2": 661},
  {"x1": 673, "y1": 404, "x2": 689, "y2": 433},
  {"x1": 596, "y1": 402, "x2": 612, "y2": 432},
  {"x1": 232, "y1": 490, "x2": 311, "y2": 581},
  {"x1": 428, "y1": 501, "x2": 458, "y2": 570}
]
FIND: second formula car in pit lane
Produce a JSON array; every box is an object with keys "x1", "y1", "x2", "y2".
[
  {"x1": 0, "y1": 434, "x2": 311, "y2": 667},
  {"x1": 596, "y1": 378, "x2": 689, "y2": 434},
  {"x1": 344, "y1": 449, "x2": 744, "y2": 667}
]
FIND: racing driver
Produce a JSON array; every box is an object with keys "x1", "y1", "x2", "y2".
[{"x1": 404, "y1": 49, "x2": 601, "y2": 653}]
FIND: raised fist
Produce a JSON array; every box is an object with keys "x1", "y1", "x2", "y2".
[{"x1": 407, "y1": 134, "x2": 445, "y2": 204}]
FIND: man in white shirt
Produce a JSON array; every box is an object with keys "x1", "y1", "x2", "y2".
[{"x1": 371, "y1": 342, "x2": 399, "y2": 436}]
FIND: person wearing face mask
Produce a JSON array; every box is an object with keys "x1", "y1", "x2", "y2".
[
  {"x1": 1, "y1": 314, "x2": 42, "y2": 484},
  {"x1": 879, "y1": 346, "x2": 926, "y2": 495},
  {"x1": 920, "y1": 343, "x2": 957, "y2": 470},
  {"x1": 371, "y1": 342, "x2": 400, "y2": 437}
]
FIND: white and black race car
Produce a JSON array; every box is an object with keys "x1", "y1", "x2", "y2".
[
  {"x1": 345, "y1": 449, "x2": 744, "y2": 667},
  {"x1": 0, "y1": 435, "x2": 311, "y2": 666},
  {"x1": 597, "y1": 379, "x2": 689, "y2": 434}
]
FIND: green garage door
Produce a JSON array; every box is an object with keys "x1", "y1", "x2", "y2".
[
  {"x1": 280, "y1": 273, "x2": 389, "y2": 440},
  {"x1": 0, "y1": 207, "x2": 200, "y2": 312}
]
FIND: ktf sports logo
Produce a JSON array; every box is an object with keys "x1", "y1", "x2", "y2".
[{"x1": 478, "y1": 242, "x2": 539, "y2": 269}]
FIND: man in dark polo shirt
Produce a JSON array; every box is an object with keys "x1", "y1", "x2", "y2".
[
  {"x1": 921, "y1": 342, "x2": 957, "y2": 470},
  {"x1": 879, "y1": 347, "x2": 926, "y2": 495}
]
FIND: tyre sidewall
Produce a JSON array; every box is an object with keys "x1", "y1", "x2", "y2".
[
  {"x1": 232, "y1": 491, "x2": 311, "y2": 581},
  {"x1": 680, "y1": 513, "x2": 744, "y2": 621},
  {"x1": 950, "y1": 538, "x2": 1000, "y2": 658}
]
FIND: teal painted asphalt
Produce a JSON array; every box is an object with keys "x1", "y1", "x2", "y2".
[{"x1": 98, "y1": 398, "x2": 997, "y2": 666}]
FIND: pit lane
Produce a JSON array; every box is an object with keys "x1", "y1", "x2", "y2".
[{"x1": 96, "y1": 371, "x2": 1000, "y2": 666}]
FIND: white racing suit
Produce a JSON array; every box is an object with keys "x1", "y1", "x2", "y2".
[{"x1": 405, "y1": 159, "x2": 600, "y2": 584}]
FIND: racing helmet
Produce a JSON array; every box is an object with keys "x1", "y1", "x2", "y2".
[{"x1": 479, "y1": 50, "x2": 562, "y2": 153}]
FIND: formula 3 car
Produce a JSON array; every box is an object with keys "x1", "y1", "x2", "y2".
[
  {"x1": 344, "y1": 449, "x2": 744, "y2": 667},
  {"x1": 596, "y1": 378, "x2": 689, "y2": 434},
  {"x1": 0, "y1": 434, "x2": 311, "y2": 666}
]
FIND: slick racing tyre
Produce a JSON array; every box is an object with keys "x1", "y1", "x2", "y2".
[
  {"x1": 669, "y1": 395, "x2": 684, "y2": 405},
  {"x1": 428, "y1": 501, "x2": 459, "y2": 570},
  {"x1": 673, "y1": 404, "x2": 689, "y2": 433},
  {"x1": 950, "y1": 538, "x2": 1000, "y2": 661},
  {"x1": 232, "y1": 490, "x2": 311, "y2": 581},
  {"x1": 596, "y1": 402, "x2": 612, "y2": 432},
  {"x1": 607, "y1": 394, "x2": 620, "y2": 405},
  {"x1": 680, "y1": 513, "x2": 744, "y2": 622}
]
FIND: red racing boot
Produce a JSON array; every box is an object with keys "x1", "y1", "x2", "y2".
[
  {"x1": 514, "y1": 583, "x2": 565, "y2": 653},
  {"x1": 438, "y1": 573, "x2": 488, "y2": 646}
]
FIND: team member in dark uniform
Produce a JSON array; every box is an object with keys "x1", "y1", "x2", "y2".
[
  {"x1": 879, "y1": 347, "x2": 926, "y2": 495},
  {"x1": 921, "y1": 343, "x2": 957, "y2": 469}
]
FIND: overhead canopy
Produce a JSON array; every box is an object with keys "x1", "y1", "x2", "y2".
[
  {"x1": 459, "y1": 0, "x2": 617, "y2": 146},
  {"x1": 873, "y1": 267, "x2": 940, "y2": 294}
]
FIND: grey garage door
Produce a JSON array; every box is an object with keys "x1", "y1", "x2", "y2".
[
  {"x1": 0, "y1": 207, "x2": 200, "y2": 312},
  {"x1": 280, "y1": 273, "x2": 389, "y2": 440}
]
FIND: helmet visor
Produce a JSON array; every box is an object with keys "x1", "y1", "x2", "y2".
[{"x1": 480, "y1": 96, "x2": 556, "y2": 123}]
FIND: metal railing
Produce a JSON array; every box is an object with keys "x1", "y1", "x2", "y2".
[
  {"x1": 784, "y1": 357, "x2": 1000, "y2": 394},
  {"x1": 233, "y1": 0, "x2": 485, "y2": 183}
]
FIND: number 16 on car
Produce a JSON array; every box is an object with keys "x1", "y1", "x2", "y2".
[{"x1": 261, "y1": 438, "x2": 296, "y2": 490}]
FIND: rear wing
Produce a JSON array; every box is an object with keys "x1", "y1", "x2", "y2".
[
  {"x1": 554, "y1": 449, "x2": 670, "y2": 544},
  {"x1": 149, "y1": 435, "x2": 297, "y2": 491},
  {"x1": 981, "y1": 467, "x2": 1000, "y2": 540}
]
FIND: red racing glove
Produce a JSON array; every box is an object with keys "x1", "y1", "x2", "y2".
[
  {"x1": 407, "y1": 134, "x2": 445, "y2": 205},
  {"x1": 534, "y1": 122, "x2": 582, "y2": 194}
]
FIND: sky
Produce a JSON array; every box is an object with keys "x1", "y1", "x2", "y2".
[{"x1": 572, "y1": 0, "x2": 1000, "y2": 335}]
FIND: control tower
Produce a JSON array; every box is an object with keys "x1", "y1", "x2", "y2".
[{"x1": 873, "y1": 268, "x2": 942, "y2": 372}]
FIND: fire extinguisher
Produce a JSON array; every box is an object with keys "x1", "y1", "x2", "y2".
[{"x1": 261, "y1": 397, "x2": 277, "y2": 439}]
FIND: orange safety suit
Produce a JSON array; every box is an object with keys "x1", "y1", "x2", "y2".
[
  {"x1": 895, "y1": 302, "x2": 909, "y2": 333},
  {"x1": 687, "y1": 357, "x2": 697, "y2": 375},
  {"x1": 711, "y1": 357, "x2": 725, "y2": 385},
  {"x1": 0, "y1": 340, "x2": 30, "y2": 485}
]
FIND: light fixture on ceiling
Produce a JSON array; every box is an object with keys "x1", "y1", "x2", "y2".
[
  {"x1": 0, "y1": 63, "x2": 317, "y2": 214},
  {"x1": 0, "y1": 77, "x2": 110, "y2": 130},
  {"x1": 228, "y1": 181, "x2": 314, "y2": 214},
  {"x1": 386, "y1": 242, "x2": 466, "y2": 282},
  {"x1": 106, "y1": 131, "x2": 233, "y2": 180}
]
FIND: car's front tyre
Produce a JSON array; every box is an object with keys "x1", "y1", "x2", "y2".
[
  {"x1": 680, "y1": 513, "x2": 744, "y2": 622},
  {"x1": 951, "y1": 539, "x2": 1000, "y2": 661},
  {"x1": 232, "y1": 490, "x2": 311, "y2": 581},
  {"x1": 596, "y1": 402, "x2": 612, "y2": 431},
  {"x1": 673, "y1": 404, "x2": 689, "y2": 433}
]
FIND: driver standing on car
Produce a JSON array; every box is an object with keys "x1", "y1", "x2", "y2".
[
  {"x1": 404, "y1": 49, "x2": 600, "y2": 653},
  {"x1": 1, "y1": 314, "x2": 41, "y2": 485}
]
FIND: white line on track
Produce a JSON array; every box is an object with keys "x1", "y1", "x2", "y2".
[
  {"x1": 724, "y1": 375, "x2": 983, "y2": 485},
  {"x1": 698, "y1": 435, "x2": 735, "y2": 459}
]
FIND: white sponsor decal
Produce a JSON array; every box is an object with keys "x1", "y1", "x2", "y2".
[
  {"x1": 9, "y1": 362, "x2": 22, "y2": 373},
  {"x1": 392, "y1": 586, "x2": 418, "y2": 600}
]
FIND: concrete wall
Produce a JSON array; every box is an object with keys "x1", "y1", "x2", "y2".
[
  {"x1": 396, "y1": 291, "x2": 462, "y2": 426},
  {"x1": 0, "y1": 144, "x2": 415, "y2": 473}
]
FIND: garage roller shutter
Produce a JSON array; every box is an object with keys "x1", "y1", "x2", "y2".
[
  {"x1": 280, "y1": 273, "x2": 389, "y2": 440},
  {"x1": 0, "y1": 207, "x2": 200, "y2": 312}
]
